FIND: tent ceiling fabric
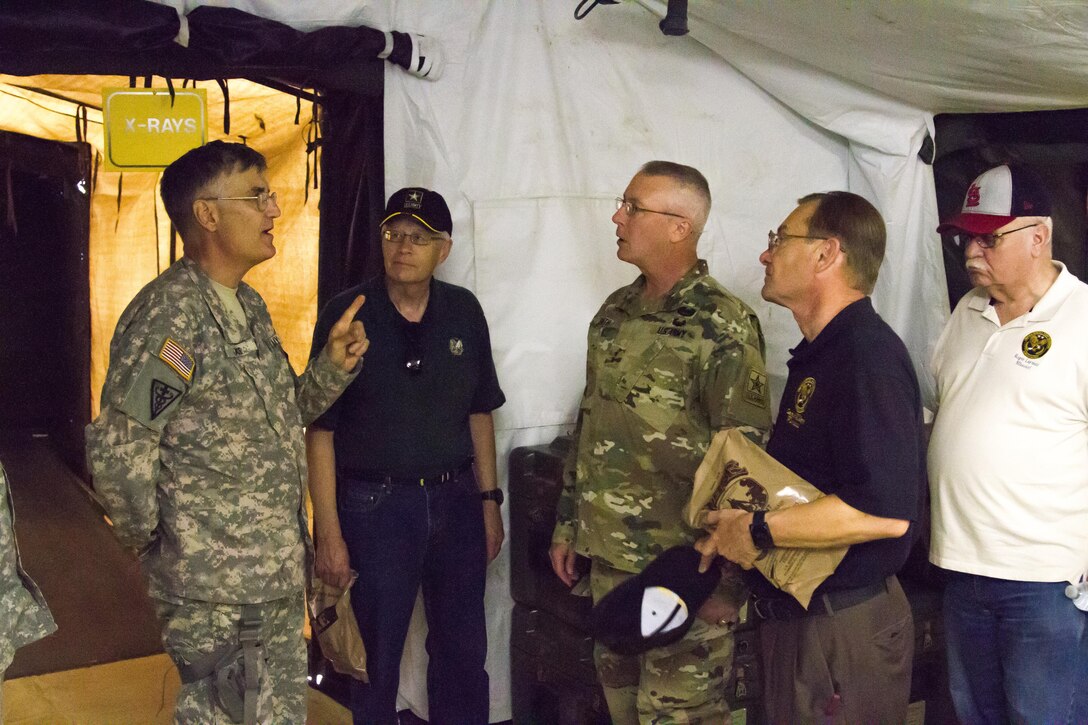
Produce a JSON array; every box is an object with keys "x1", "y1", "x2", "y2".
[{"x1": 684, "y1": 0, "x2": 1088, "y2": 115}]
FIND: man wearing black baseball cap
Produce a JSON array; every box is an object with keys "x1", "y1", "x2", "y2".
[
  {"x1": 307, "y1": 187, "x2": 506, "y2": 723},
  {"x1": 929, "y1": 164, "x2": 1088, "y2": 723}
]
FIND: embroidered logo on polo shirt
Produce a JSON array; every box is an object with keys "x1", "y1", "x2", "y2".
[
  {"x1": 1021, "y1": 331, "x2": 1051, "y2": 360},
  {"x1": 449, "y1": 338, "x2": 464, "y2": 356},
  {"x1": 786, "y1": 376, "x2": 816, "y2": 428}
]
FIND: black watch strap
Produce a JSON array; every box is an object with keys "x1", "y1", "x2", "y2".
[
  {"x1": 749, "y1": 510, "x2": 775, "y2": 550},
  {"x1": 480, "y1": 489, "x2": 504, "y2": 505}
]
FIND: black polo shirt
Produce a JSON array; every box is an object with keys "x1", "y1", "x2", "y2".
[
  {"x1": 309, "y1": 277, "x2": 505, "y2": 478},
  {"x1": 758, "y1": 297, "x2": 924, "y2": 596}
]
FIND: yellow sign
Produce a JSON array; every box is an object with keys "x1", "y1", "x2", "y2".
[{"x1": 102, "y1": 88, "x2": 207, "y2": 171}]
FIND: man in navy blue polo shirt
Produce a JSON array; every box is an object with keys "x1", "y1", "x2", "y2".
[
  {"x1": 696, "y1": 191, "x2": 925, "y2": 723},
  {"x1": 306, "y1": 187, "x2": 506, "y2": 724}
]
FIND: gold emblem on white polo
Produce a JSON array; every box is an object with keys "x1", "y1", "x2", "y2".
[
  {"x1": 1021, "y1": 331, "x2": 1051, "y2": 360},
  {"x1": 449, "y1": 338, "x2": 464, "y2": 356}
]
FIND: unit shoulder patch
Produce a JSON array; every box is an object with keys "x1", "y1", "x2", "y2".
[
  {"x1": 150, "y1": 379, "x2": 182, "y2": 420},
  {"x1": 743, "y1": 367, "x2": 768, "y2": 406}
]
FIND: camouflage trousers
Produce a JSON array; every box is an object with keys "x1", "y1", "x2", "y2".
[
  {"x1": 154, "y1": 593, "x2": 306, "y2": 725},
  {"x1": 591, "y1": 561, "x2": 734, "y2": 725}
]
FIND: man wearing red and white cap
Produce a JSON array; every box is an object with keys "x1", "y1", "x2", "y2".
[{"x1": 929, "y1": 164, "x2": 1088, "y2": 723}]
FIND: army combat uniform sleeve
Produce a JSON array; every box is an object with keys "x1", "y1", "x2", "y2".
[
  {"x1": 294, "y1": 347, "x2": 359, "y2": 427},
  {"x1": 1, "y1": 461, "x2": 57, "y2": 681},
  {"x1": 699, "y1": 303, "x2": 771, "y2": 443},
  {"x1": 85, "y1": 296, "x2": 198, "y2": 552}
]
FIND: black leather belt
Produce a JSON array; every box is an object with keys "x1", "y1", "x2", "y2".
[
  {"x1": 341, "y1": 458, "x2": 474, "y2": 487},
  {"x1": 753, "y1": 576, "x2": 892, "y2": 621}
]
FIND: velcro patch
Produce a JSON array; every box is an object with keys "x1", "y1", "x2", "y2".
[
  {"x1": 159, "y1": 338, "x2": 194, "y2": 382},
  {"x1": 150, "y1": 379, "x2": 182, "y2": 420},
  {"x1": 744, "y1": 367, "x2": 768, "y2": 406}
]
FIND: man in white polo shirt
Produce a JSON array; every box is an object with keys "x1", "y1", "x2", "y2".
[{"x1": 929, "y1": 163, "x2": 1088, "y2": 724}]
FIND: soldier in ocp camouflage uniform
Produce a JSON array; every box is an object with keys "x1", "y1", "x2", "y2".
[
  {"x1": 551, "y1": 161, "x2": 771, "y2": 724},
  {"x1": 86, "y1": 141, "x2": 368, "y2": 724},
  {"x1": 1, "y1": 459, "x2": 56, "y2": 719}
]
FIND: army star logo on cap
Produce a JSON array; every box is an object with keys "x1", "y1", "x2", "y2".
[
  {"x1": 150, "y1": 378, "x2": 182, "y2": 420},
  {"x1": 406, "y1": 190, "x2": 423, "y2": 209},
  {"x1": 449, "y1": 338, "x2": 464, "y2": 356},
  {"x1": 1021, "y1": 331, "x2": 1052, "y2": 359}
]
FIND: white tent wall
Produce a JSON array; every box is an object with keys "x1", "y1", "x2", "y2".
[{"x1": 671, "y1": 4, "x2": 950, "y2": 406}]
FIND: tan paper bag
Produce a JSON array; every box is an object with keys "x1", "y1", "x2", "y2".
[
  {"x1": 308, "y1": 573, "x2": 368, "y2": 682},
  {"x1": 685, "y1": 428, "x2": 848, "y2": 609}
]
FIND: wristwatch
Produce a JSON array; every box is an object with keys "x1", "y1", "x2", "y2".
[
  {"x1": 480, "y1": 489, "x2": 504, "y2": 505},
  {"x1": 749, "y1": 510, "x2": 775, "y2": 551}
]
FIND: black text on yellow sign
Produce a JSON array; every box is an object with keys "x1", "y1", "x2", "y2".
[{"x1": 102, "y1": 88, "x2": 207, "y2": 171}]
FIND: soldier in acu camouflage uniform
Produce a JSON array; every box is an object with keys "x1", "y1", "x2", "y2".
[
  {"x1": 1, "y1": 459, "x2": 56, "y2": 719},
  {"x1": 550, "y1": 161, "x2": 771, "y2": 724},
  {"x1": 85, "y1": 141, "x2": 368, "y2": 724}
]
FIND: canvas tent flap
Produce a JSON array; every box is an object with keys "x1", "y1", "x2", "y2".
[{"x1": 0, "y1": 0, "x2": 179, "y2": 54}]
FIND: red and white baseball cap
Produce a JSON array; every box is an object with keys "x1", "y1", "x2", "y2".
[{"x1": 937, "y1": 164, "x2": 1051, "y2": 235}]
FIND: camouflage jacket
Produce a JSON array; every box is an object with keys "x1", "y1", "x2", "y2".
[
  {"x1": 553, "y1": 260, "x2": 771, "y2": 573},
  {"x1": 1, "y1": 460, "x2": 56, "y2": 668},
  {"x1": 86, "y1": 257, "x2": 356, "y2": 604}
]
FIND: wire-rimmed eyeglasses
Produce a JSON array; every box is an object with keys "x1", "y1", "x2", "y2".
[
  {"x1": 951, "y1": 223, "x2": 1039, "y2": 250},
  {"x1": 382, "y1": 229, "x2": 442, "y2": 247},
  {"x1": 205, "y1": 190, "x2": 278, "y2": 211},
  {"x1": 766, "y1": 229, "x2": 828, "y2": 252},
  {"x1": 615, "y1": 197, "x2": 687, "y2": 219}
]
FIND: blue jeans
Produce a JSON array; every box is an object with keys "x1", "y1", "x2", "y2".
[
  {"x1": 338, "y1": 468, "x2": 489, "y2": 725},
  {"x1": 942, "y1": 570, "x2": 1087, "y2": 725}
]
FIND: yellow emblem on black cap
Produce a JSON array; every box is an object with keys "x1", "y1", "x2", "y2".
[{"x1": 1021, "y1": 331, "x2": 1051, "y2": 359}]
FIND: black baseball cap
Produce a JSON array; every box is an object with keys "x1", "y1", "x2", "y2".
[{"x1": 381, "y1": 187, "x2": 452, "y2": 235}]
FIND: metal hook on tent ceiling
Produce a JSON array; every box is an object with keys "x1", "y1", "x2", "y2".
[{"x1": 574, "y1": 0, "x2": 619, "y2": 20}]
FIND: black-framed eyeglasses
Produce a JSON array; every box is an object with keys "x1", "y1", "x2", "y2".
[
  {"x1": 383, "y1": 229, "x2": 442, "y2": 246},
  {"x1": 766, "y1": 229, "x2": 828, "y2": 252},
  {"x1": 952, "y1": 223, "x2": 1039, "y2": 250},
  {"x1": 204, "y1": 190, "x2": 278, "y2": 211},
  {"x1": 615, "y1": 197, "x2": 687, "y2": 219}
]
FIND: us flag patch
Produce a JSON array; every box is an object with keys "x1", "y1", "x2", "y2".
[{"x1": 159, "y1": 338, "x2": 194, "y2": 382}]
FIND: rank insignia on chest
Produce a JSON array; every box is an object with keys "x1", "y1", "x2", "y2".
[
  {"x1": 150, "y1": 378, "x2": 182, "y2": 420},
  {"x1": 449, "y1": 338, "x2": 464, "y2": 356},
  {"x1": 159, "y1": 338, "x2": 195, "y2": 382},
  {"x1": 1021, "y1": 330, "x2": 1051, "y2": 359}
]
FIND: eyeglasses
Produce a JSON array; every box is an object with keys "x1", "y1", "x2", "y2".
[
  {"x1": 952, "y1": 223, "x2": 1039, "y2": 250},
  {"x1": 766, "y1": 229, "x2": 828, "y2": 252},
  {"x1": 205, "y1": 190, "x2": 278, "y2": 211},
  {"x1": 615, "y1": 197, "x2": 686, "y2": 219},
  {"x1": 382, "y1": 229, "x2": 442, "y2": 246}
]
